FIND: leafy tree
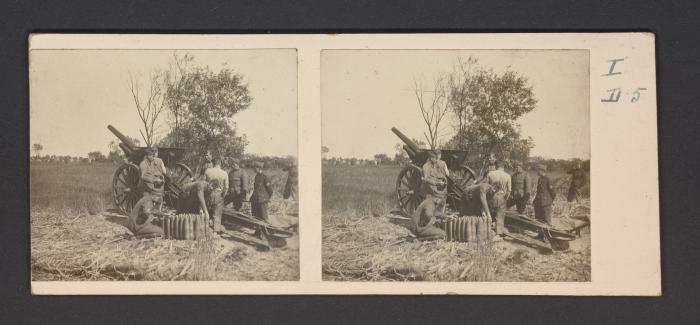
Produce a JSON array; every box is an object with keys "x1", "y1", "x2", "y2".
[
  {"x1": 445, "y1": 57, "x2": 537, "y2": 164},
  {"x1": 321, "y1": 145, "x2": 330, "y2": 159},
  {"x1": 160, "y1": 55, "x2": 252, "y2": 162}
]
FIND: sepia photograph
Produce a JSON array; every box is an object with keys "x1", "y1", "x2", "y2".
[
  {"x1": 30, "y1": 49, "x2": 300, "y2": 281},
  {"x1": 322, "y1": 50, "x2": 591, "y2": 282}
]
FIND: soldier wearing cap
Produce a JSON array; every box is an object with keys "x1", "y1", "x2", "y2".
[
  {"x1": 204, "y1": 157, "x2": 228, "y2": 232},
  {"x1": 226, "y1": 157, "x2": 249, "y2": 211},
  {"x1": 283, "y1": 160, "x2": 298, "y2": 201},
  {"x1": 283, "y1": 160, "x2": 299, "y2": 217},
  {"x1": 411, "y1": 194, "x2": 446, "y2": 241},
  {"x1": 421, "y1": 149, "x2": 449, "y2": 213},
  {"x1": 533, "y1": 164, "x2": 557, "y2": 225},
  {"x1": 250, "y1": 161, "x2": 273, "y2": 222},
  {"x1": 129, "y1": 194, "x2": 164, "y2": 238},
  {"x1": 567, "y1": 161, "x2": 586, "y2": 202},
  {"x1": 508, "y1": 161, "x2": 531, "y2": 213},
  {"x1": 483, "y1": 160, "x2": 511, "y2": 236},
  {"x1": 139, "y1": 147, "x2": 166, "y2": 198}
]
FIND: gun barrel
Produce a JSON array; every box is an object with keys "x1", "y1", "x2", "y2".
[
  {"x1": 391, "y1": 127, "x2": 420, "y2": 153},
  {"x1": 403, "y1": 145, "x2": 416, "y2": 158},
  {"x1": 118, "y1": 143, "x2": 134, "y2": 157},
  {"x1": 107, "y1": 125, "x2": 136, "y2": 152}
]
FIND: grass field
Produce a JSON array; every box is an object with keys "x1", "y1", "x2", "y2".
[
  {"x1": 30, "y1": 162, "x2": 299, "y2": 281},
  {"x1": 322, "y1": 165, "x2": 591, "y2": 282}
]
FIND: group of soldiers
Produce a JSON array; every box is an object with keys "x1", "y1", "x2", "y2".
[
  {"x1": 411, "y1": 150, "x2": 586, "y2": 241},
  {"x1": 128, "y1": 148, "x2": 298, "y2": 238}
]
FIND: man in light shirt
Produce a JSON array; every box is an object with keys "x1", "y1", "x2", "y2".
[
  {"x1": 139, "y1": 147, "x2": 166, "y2": 198},
  {"x1": 421, "y1": 150, "x2": 449, "y2": 213},
  {"x1": 483, "y1": 160, "x2": 511, "y2": 236},
  {"x1": 205, "y1": 157, "x2": 228, "y2": 233}
]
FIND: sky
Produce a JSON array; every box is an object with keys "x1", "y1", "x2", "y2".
[
  {"x1": 321, "y1": 50, "x2": 590, "y2": 160},
  {"x1": 30, "y1": 49, "x2": 297, "y2": 157}
]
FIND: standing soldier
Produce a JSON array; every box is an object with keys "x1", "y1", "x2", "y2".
[
  {"x1": 567, "y1": 162, "x2": 587, "y2": 202},
  {"x1": 204, "y1": 157, "x2": 228, "y2": 233},
  {"x1": 509, "y1": 162, "x2": 531, "y2": 213},
  {"x1": 421, "y1": 149, "x2": 449, "y2": 213},
  {"x1": 226, "y1": 158, "x2": 249, "y2": 211},
  {"x1": 283, "y1": 160, "x2": 298, "y2": 216},
  {"x1": 483, "y1": 160, "x2": 511, "y2": 236},
  {"x1": 250, "y1": 161, "x2": 273, "y2": 222},
  {"x1": 533, "y1": 164, "x2": 557, "y2": 225}
]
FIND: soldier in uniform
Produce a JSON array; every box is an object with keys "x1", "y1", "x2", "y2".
[
  {"x1": 226, "y1": 158, "x2": 249, "y2": 211},
  {"x1": 567, "y1": 162, "x2": 586, "y2": 202},
  {"x1": 204, "y1": 157, "x2": 228, "y2": 233},
  {"x1": 459, "y1": 182, "x2": 494, "y2": 220},
  {"x1": 483, "y1": 160, "x2": 511, "y2": 236},
  {"x1": 283, "y1": 160, "x2": 299, "y2": 217},
  {"x1": 129, "y1": 194, "x2": 164, "y2": 238},
  {"x1": 508, "y1": 162, "x2": 531, "y2": 213},
  {"x1": 533, "y1": 164, "x2": 557, "y2": 225},
  {"x1": 421, "y1": 150, "x2": 448, "y2": 213},
  {"x1": 411, "y1": 197, "x2": 446, "y2": 241},
  {"x1": 250, "y1": 161, "x2": 273, "y2": 222},
  {"x1": 139, "y1": 147, "x2": 166, "y2": 198}
]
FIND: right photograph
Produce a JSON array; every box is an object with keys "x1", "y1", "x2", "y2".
[{"x1": 321, "y1": 49, "x2": 591, "y2": 282}]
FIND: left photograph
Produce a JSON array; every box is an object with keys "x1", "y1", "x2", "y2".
[{"x1": 30, "y1": 49, "x2": 299, "y2": 281}]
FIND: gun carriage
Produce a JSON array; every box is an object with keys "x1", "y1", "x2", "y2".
[
  {"x1": 392, "y1": 127, "x2": 587, "y2": 251},
  {"x1": 392, "y1": 127, "x2": 478, "y2": 216},
  {"x1": 108, "y1": 125, "x2": 193, "y2": 214},
  {"x1": 108, "y1": 125, "x2": 295, "y2": 247}
]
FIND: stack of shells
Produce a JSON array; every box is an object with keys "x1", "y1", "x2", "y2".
[
  {"x1": 163, "y1": 213, "x2": 209, "y2": 240},
  {"x1": 443, "y1": 216, "x2": 492, "y2": 243}
]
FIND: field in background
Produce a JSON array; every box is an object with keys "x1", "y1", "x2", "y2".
[
  {"x1": 322, "y1": 165, "x2": 591, "y2": 282},
  {"x1": 322, "y1": 165, "x2": 587, "y2": 217},
  {"x1": 30, "y1": 162, "x2": 299, "y2": 281}
]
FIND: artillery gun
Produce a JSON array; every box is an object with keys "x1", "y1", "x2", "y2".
[
  {"x1": 108, "y1": 125, "x2": 193, "y2": 214},
  {"x1": 392, "y1": 127, "x2": 477, "y2": 216},
  {"x1": 392, "y1": 127, "x2": 587, "y2": 251},
  {"x1": 108, "y1": 125, "x2": 296, "y2": 248}
]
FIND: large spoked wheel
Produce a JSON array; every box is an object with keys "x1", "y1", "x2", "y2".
[
  {"x1": 396, "y1": 165, "x2": 424, "y2": 216},
  {"x1": 447, "y1": 165, "x2": 477, "y2": 211},
  {"x1": 112, "y1": 163, "x2": 142, "y2": 215},
  {"x1": 164, "y1": 163, "x2": 193, "y2": 209}
]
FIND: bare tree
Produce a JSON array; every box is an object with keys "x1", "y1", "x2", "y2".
[
  {"x1": 413, "y1": 76, "x2": 451, "y2": 150},
  {"x1": 127, "y1": 71, "x2": 167, "y2": 147}
]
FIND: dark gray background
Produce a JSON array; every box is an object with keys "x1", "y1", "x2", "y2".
[{"x1": 2, "y1": 0, "x2": 698, "y2": 323}]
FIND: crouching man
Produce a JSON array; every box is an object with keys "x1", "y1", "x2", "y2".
[
  {"x1": 177, "y1": 180, "x2": 224, "y2": 232},
  {"x1": 411, "y1": 197, "x2": 446, "y2": 241},
  {"x1": 129, "y1": 194, "x2": 164, "y2": 239}
]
